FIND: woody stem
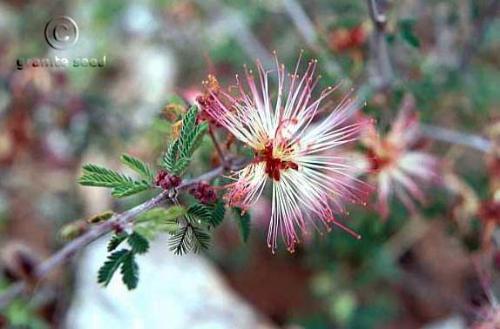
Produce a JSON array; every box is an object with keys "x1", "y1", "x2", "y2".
[
  {"x1": 0, "y1": 158, "x2": 247, "y2": 309},
  {"x1": 209, "y1": 126, "x2": 228, "y2": 167}
]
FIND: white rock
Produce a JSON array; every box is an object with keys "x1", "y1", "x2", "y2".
[{"x1": 66, "y1": 237, "x2": 275, "y2": 329}]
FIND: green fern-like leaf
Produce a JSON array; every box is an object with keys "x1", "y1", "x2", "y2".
[
  {"x1": 169, "y1": 223, "x2": 210, "y2": 255},
  {"x1": 161, "y1": 106, "x2": 207, "y2": 176},
  {"x1": 107, "y1": 233, "x2": 128, "y2": 252},
  {"x1": 97, "y1": 249, "x2": 128, "y2": 287},
  {"x1": 233, "y1": 208, "x2": 251, "y2": 242},
  {"x1": 169, "y1": 225, "x2": 190, "y2": 255},
  {"x1": 187, "y1": 204, "x2": 213, "y2": 224},
  {"x1": 135, "y1": 206, "x2": 185, "y2": 240},
  {"x1": 178, "y1": 106, "x2": 197, "y2": 157},
  {"x1": 135, "y1": 206, "x2": 186, "y2": 224},
  {"x1": 120, "y1": 252, "x2": 139, "y2": 290},
  {"x1": 172, "y1": 157, "x2": 191, "y2": 175},
  {"x1": 79, "y1": 164, "x2": 133, "y2": 188},
  {"x1": 127, "y1": 232, "x2": 149, "y2": 254},
  {"x1": 79, "y1": 164, "x2": 151, "y2": 198},
  {"x1": 187, "y1": 122, "x2": 208, "y2": 155},
  {"x1": 211, "y1": 200, "x2": 226, "y2": 228},
  {"x1": 120, "y1": 154, "x2": 154, "y2": 183},
  {"x1": 190, "y1": 225, "x2": 210, "y2": 253},
  {"x1": 180, "y1": 122, "x2": 207, "y2": 159},
  {"x1": 187, "y1": 201, "x2": 225, "y2": 228},
  {"x1": 111, "y1": 181, "x2": 150, "y2": 198},
  {"x1": 162, "y1": 140, "x2": 179, "y2": 173}
]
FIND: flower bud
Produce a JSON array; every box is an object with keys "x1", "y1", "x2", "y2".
[
  {"x1": 59, "y1": 220, "x2": 89, "y2": 241},
  {"x1": 189, "y1": 181, "x2": 217, "y2": 204},
  {"x1": 155, "y1": 170, "x2": 181, "y2": 190}
]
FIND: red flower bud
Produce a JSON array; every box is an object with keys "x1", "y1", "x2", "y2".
[
  {"x1": 155, "y1": 170, "x2": 181, "y2": 190},
  {"x1": 189, "y1": 181, "x2": 217, "y2": 204}
]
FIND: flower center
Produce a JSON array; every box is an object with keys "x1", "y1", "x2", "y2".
[
  {"x1": 367, "y1": 140, "x2": 399, "y2": 172},
  {"x1": 255, "y1": 143, "x2": 298, "y2": 181}
]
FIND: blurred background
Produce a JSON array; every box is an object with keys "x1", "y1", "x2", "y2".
[{"x1": 0, "y1": 0, "x2": 499, "y2": 328}]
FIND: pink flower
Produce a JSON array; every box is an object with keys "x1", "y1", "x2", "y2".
[
  {"x1": 360, "y1": 102, "x2": 440, "y2": 218},
  {"x1": 472, "y1": 306, "x2": 500, "y2": 329},
  {"x1": 202, "y1": 54, "x2": 370, "y2": 252}
]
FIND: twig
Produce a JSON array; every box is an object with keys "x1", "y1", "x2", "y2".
[
  {"x1": 459, "y1": 0, "x2": 500, "y2": 70},
  {"x1": 0, "y1": 161, "x2": 243, "y2": 309},
  {"x1": 196, "y1": 0, "x2": 275, "y2": 69},
  {"x1": 367, "y1": 0, "x2": 387, "y2": 25},
  {"x1": 282, "y1": 0, "x2": 317, "y2": 47},
  {"x1": 282, "y1": 0, "x2": 344, "y2": 79},
  {"x1": 366, "y1": 0, "x2": 394, "y2": 90},
  {"x1": 208, "y1": 126, "x2": 227, "y2": 167},
  {"x1": 420, "y1": 123, "x2": 493, "y2": 153}
]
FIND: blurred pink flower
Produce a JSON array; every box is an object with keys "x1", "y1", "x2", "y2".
[
  {"x1": 472, "y1": 306, "x2": 500, "y2": 329},
  {"x1": 360, "y1": 106, "x2": 440, "y2": 218},
  {"x1": 202, "y1": 55, "x2": 370, "y2": 252},
  {"x1": 181, "y1": 87, "x2": 201, "y2": 105}
]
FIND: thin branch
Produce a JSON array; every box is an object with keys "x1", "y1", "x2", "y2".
[
  {"x1": 459, "y1": 0, "x2": 500, "y2": 70},
  {"x1": 282, "y1": 0, "x2": 317, "y2": 47},
  {"x1": 208, "y1": 126, "x2": 227, "y2": 167},
  {"x1": 0, "y1": 160, "x2": 243, "y2": 309},
  {"x1": 366, "y1": 0, "x2": 394, "y2": 90},
  {"x1": 282, "y1": 0, "x2": 344, "y2": 79},
  {"x1": 367, "y1": 0, "x2": 387, "y2": 25},
  {"x1": 196, "y1": 0, "x2": 275, "y2": 69},
  {"x1": 0, "y1": 283, "x2": 25, "y2": 308},
  {"x1": 420, "y1": 123, "x2": 493, "y2": 153}
]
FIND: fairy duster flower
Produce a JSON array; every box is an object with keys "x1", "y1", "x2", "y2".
[
  {"x1": 360, "y1": 97, "x2": 440, "y2": 218},
  {"x1": 201, "y1": 54, "x2": 370, "y2": 252}
]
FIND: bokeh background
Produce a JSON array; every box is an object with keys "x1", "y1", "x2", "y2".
[{"x1": 0, "y1": 0, "x2": 499, "y2": 328}]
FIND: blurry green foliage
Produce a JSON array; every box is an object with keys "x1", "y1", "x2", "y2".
[{"x1": 399, "y1": 19, "x2": 421, "y2": 48}]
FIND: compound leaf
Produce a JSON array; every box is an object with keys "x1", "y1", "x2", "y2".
[
  {"x1": 107, "y1": 233, "x2": 128, "y2": 252},
  {"x1": 120, "y1": 252, "x2": 139, "y2": 290},
  {"x1": 127, "y1": 232, "x2": 149, "y2": 254},
  {"x1": 120, "y1": 154, "x2": 154, "y2": 183},
  {"x1": 233, "y1": 208, "x2": 251, "y2": 242},
  {"x1": 97, "y1": 249, "x2": 128, "y2": 287}
]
